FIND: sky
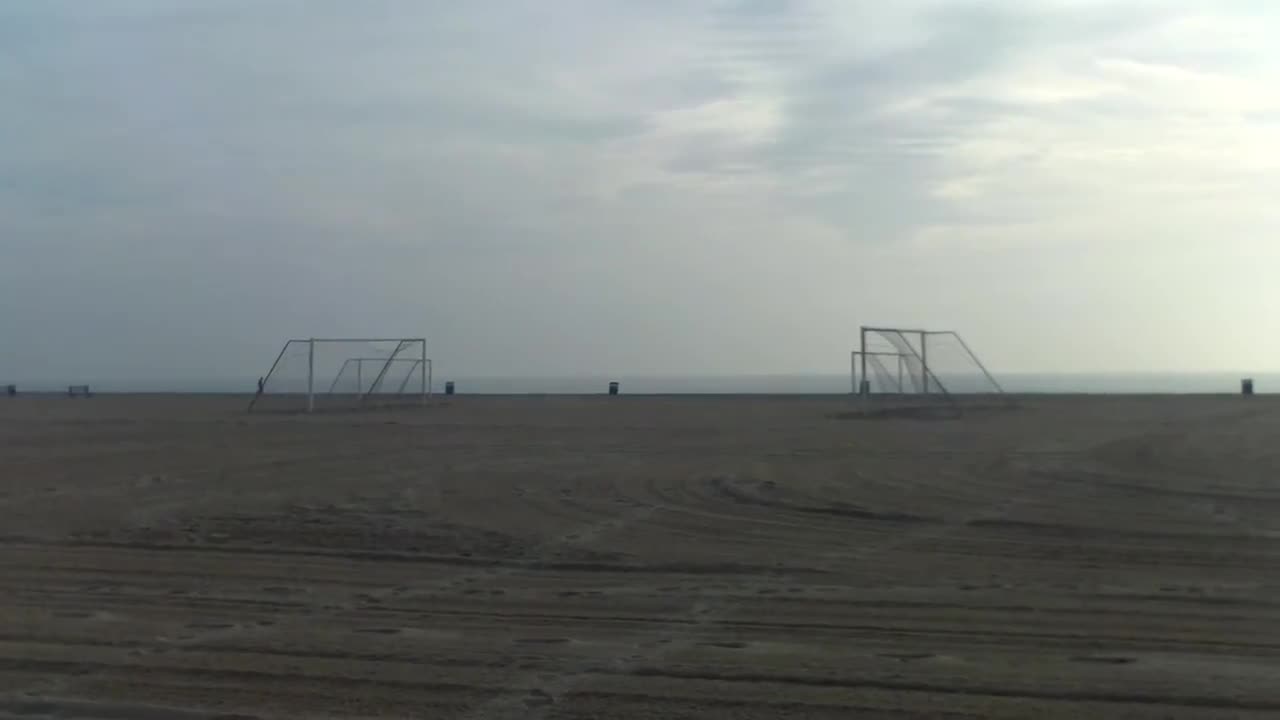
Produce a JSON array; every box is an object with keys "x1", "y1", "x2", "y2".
[{"x1": 3, "y1": 0, "x2": 1280, "y2": 385}]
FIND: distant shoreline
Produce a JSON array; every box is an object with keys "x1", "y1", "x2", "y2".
[
  {"x1": 3, "y1": 371, "x2": 1274, "y2": 396},
  {"x1": 2, "y1": 390, "x2": 1272, "y2": 399}
]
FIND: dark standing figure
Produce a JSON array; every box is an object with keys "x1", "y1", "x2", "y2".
[{"x1": 257, "y1": 377, "x2": 265, "y2": 395}]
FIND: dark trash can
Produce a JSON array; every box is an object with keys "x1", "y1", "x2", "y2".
[
  {"x1": 445, "y1": 381, "x2": 455, "y2": 396},
  {"x1": 608, "y1": 381, "x2": 619, "y2": 396}
]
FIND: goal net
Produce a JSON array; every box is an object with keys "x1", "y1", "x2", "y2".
[
  {"x1": 853, "y1": 327, "x2": 1003, "y2": 400},
  {"x1": 248, "y1": 338, "x2": 431, "y2": 413}
]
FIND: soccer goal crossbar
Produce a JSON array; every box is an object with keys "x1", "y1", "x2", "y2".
[{"x1": 248, "y1": 337, "x2": 431, "y2": 413}]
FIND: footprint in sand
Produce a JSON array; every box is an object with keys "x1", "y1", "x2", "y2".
[
  {"x1": 878, "y1": 652, "x2": 935, "y2": 662},
  {"x1": 185, "y1": 622, "x2": 237, "y2": 631},
  {"x1": 1070, "y1": 655, "x2": 1136, "y2": 665}
]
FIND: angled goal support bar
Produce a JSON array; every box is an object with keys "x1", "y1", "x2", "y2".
[{"x1": 930, "y1": 331, "x2": 1005, "y2": 394}]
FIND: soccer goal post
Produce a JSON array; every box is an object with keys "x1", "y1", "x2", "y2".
[
  {"x1": 854, "y1": 327, "x2": 1003, "y2": 399},
  {"x1": 248, "y1": 338, "x2": 431, "y2": 413}
]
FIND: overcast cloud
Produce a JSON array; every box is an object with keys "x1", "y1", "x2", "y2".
[{"x1": 3, "y1": 0, "x2": 1280, "y2": 384}]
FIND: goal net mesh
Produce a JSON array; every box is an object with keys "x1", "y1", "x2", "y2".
[
  {"x1": 250, "y1": 339, "x2": 429, "y2": 413},
  {"x1": 859, "y1": 329, "x2": 1003, "y2": 398}
]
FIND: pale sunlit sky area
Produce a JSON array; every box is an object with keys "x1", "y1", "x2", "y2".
[{"x1": 3, "y1": 0, "x2": 1280, "y2": 385}]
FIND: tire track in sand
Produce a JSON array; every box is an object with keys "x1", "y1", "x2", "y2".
[{"x1": 455, "y1": 448, "x2": 1077, "y2": 719}]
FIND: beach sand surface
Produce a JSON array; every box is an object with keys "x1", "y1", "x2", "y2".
[{"x1": 2, "y1": 394, "x2": 1279, "y2": 718}]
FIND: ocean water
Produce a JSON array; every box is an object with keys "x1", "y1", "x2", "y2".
[{"x1": 12, "y1": 372, "x2": 1276, "y2": 395}]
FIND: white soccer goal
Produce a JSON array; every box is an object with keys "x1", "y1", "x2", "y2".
[
  {"x1": 248, "y1": 338, "x2": 431, "y2": 413},
  {"x1": 853, "y1": 327, "x2": 1004, "y2": 400}
]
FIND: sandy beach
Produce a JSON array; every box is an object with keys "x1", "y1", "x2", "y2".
[{"x1": 2, "y1": 393, "x2": 1278, "y2": 718}]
